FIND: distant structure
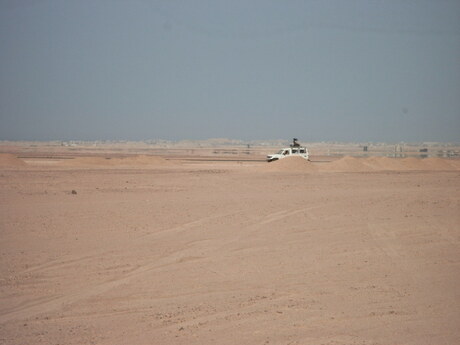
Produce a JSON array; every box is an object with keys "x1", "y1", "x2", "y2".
[
  {"x1": 394, "y1": 144, "x2": 404, "y2": 158},
  {"x1": 419, "y1": 148, "x2": 428, "y2": 158}
]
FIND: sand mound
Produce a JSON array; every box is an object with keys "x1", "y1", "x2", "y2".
[
  {"x1": 365, "y1": 157, "x2": 458, "y2": 171},
  {"x1": 447, "y1": 159, "x2": 460, "y2": 169},
  {"x1": 0, "y1": 153, "x2": 27, "y2": 167},
  {"x1": 61, "y1": 155, "x2": 174, "y2": 168},
  {"x1": 364, "y1": 156, "x2": 405, "y2": 171},
  {"x1": 319, "y1": 156, "x2": 459, "y2": 172},
  {"x1": 320, "y1": 156, "x2": 374, "y2": 172},
  {"x1": 397, "y1": 157, "x2": 427, "y2": 170},
  {"x1": 421, "y1": 157, "x2": 456, "y2": 171},
  {"x1": 264, "y1": 156, "x2": 317, "y2": 172}
]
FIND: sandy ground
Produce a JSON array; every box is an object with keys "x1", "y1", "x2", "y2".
[{"x1": 0, "y1": 152, "x2": 459, "y2": 344}]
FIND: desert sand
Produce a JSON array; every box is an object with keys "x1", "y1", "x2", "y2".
[{"x1": 0, "y1": 150, "x2": 459, "y2": 344}]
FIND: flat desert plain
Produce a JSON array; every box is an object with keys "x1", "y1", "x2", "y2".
[{"x1": 0, "y1": 151, "x2": 459, "y2": 345}]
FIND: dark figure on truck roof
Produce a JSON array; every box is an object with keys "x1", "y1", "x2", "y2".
[{"x1": 290, "y1": 138, "x2": 300, "y2": 148}]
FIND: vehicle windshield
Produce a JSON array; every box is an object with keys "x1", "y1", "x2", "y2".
[{"x1": 277, "y1": 150, "x2": 285, "y2": 154}]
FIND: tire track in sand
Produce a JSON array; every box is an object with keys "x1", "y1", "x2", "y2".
[
  {"x1": 0, "y1": 206, "x2": 320, "y2": 324},
  {"x1": 1, "y1": 211, "x2": 243, "y2": 324}
]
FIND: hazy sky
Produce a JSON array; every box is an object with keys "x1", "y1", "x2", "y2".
[{"x1": 1, "y1": 0, "x2": 459, "y2": 142}]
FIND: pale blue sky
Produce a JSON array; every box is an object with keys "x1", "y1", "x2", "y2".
[{"x1": 1, "y1": 0, "x2": 459, "y2": 142}]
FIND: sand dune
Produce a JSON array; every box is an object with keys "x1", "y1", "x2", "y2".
[
  {"x1": 448, "y1": 159, "x2": 460, "y2": 169},
  {"x1": 320, "y1": 156, "x2": 375, "y2": 172},
  {"x1": 263, "y1": 156, "x2": 317, "y2": 172},
  {"x1": 364, "y1": 156, "x2": 404, "y2": 170},
  {"x1": 420, "y1": 157, "x2": 457, "y2": 170},
  {"x1": 371, "y1": 156, "x2": 458, "y2": 171},
  {"x1": 0, "y1": 153, "x2": 27, "y2": 167},
  {"x1": 398, "y1": 157, "x2": 428, "y2": 170}
]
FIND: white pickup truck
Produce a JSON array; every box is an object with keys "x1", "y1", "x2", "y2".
[{"x1": 266, "y1": 146, "x2": 309, "y2": 162}]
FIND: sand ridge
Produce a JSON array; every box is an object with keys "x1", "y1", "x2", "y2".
[
  {"x1": 319, "y1": 156, "x2": 375, "y2": 172},
  {"x1": 365, "y1": 156, "x2": 405, "y2": 171},
  {"x1": 261, "y1": 155, "x2": 460, "y2": 173},
  {"x1": 2, "y1": 152, "x2": 458, "y2": 172},
  {"x1": 58, "y1": 154, "x2": 175, "y2": 168},
  {"x1": 262, "y1": 156, "x2": 318, "y2": 172},
  {"x1": 420, "y1": 157, "x2": 458, "y2": 170},
  {"x1": 367, "y1": 156, "x2": 457, "y2": 171}
]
